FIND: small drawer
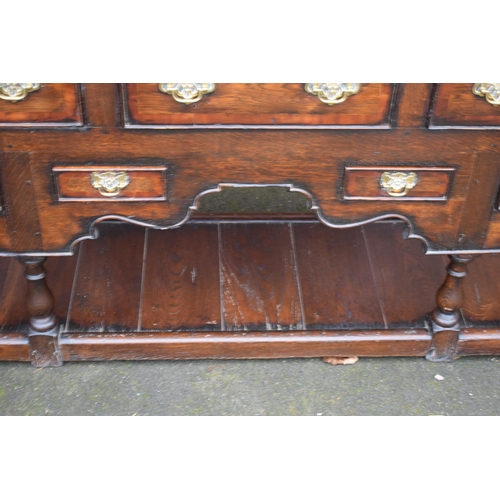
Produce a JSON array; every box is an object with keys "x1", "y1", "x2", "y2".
[
  {"x1": 342, "y1": 167, "x2": 454, "y2": 200},
  {"x1": 53, "y1": 166, "x2": 167, "y2": 201},
  {"x1": 0, "y1": 84, "x2": 83, "y2": 127},
  {"x1": 124, "y1": 83, "x2": 394, "y2": 128},
  {"x1": 429, "y1": 84, "x2": 500, "y2": 128}
]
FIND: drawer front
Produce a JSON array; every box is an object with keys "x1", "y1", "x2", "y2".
[
  {"x1": 429, "y1": 83, "x2": 500, "y2": 128},
  {"x1": 53, "y1": 166, "x2": 167, "y2": 201},
  {"x1": 342, "y1": 167, "x2": 454, "y2": 200},
  {"x1": 124, "y1": 83, "x2": 394, "y2": 128},
  {"x1": 0, "y1": 84, "x2": 83, "y2": 126}
]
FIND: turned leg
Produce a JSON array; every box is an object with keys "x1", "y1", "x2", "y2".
[
  {"x1": 16, "y1": 257, "x2": 62, "y2": 367},
  {"x1": 426, "y1": 254, "x2": 474, "y2": 362}
]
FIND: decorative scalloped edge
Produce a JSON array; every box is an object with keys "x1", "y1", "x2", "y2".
[
  {"x1": 0, "y1": 183, "x2": 436, "y2": 256},
  {"x1": 65, "y1": 183, "x2": 430, "y2": 253}
]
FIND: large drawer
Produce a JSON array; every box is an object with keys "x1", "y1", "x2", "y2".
[
  {"x1": 0, "y1": 84, "x2": 83, "y2": 127},
  {"x1": 124, "y1": 83, "x2": 395, "y2": 128},
  {"x1": 429, "y1": 83, "x2": 500, "y2": 128}
]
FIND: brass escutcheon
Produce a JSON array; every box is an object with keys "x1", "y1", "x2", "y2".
[
  {"x1": 90, "y1": 172, "x2": 130, "y2": 197},
  {"x1": 0, "y1": 83, "x2": 41, "y2": 102},
  {"x1": 158, "y1": 83, "x2": 216, "y2": 104},
  {"x1": 304, "y1": 83, "x2": 361, "y2": 105},
  {"x1": 380, "y1": 171, "x2": 418, "y2": 197},
  {"x1": 472, "y1": 83, "x2": 500, "y2": 106}
]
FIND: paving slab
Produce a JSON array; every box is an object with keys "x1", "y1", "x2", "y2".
[{"x1": 1, "y1": 356, "x2": 499, "y2": 416}]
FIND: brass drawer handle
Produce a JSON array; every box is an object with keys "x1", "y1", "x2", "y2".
[
  {"x1": 472, "y1": 83, "x2": 500, "y2": 106},
  {"x1": 380, "y1": 172, "x2": 418, "y2": 197},
  {"x1": 90, "y1": 172, "x2": 130, "y2": 197},
  {"x1": 0, "y1": 83, "x2": 41, "y2": 102},
  {"x1": 304, "y1": 83, "x2": 360, "y2": 105},
  {"x1": 158, "y1": 83, "x2": 216, "y2": 104}
]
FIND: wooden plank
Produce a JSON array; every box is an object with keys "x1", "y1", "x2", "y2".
[
  {"x1": 0, "y1": 333, "x2": 30, "y2": 361},
  {"x1": 459, "y1": 328, "x2": 500, "y2": 355},
  {"x1": 66, "y1": 223, "x2": 145, "y2": 332},
  {"x1": 140, "y1": 224, "x2": 222, "y2": 331},
  {"x1": 219, "y1": 223, "x2": 304, "y2": 331},
  {"x1": 461, "y1": 253, "x2": 500, "y2": 325},
  {"x1": 44, "y1": 248, "x2": 80, "y2": 325},
  {"x1": 293, "y1": 223, "x2": 385, "y2": 329},
  {"x1": 60, "y1": 329, "x2": 431, "y2": 361},
  {"x1": 363, "y1": 222, "x2": 447, "y2": 327}
]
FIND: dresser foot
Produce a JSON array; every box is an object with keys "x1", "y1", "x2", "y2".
[
  {"x1": 426, "y1": 254, "x2": 473, "y2": 362},
  {"x1": 426, "y1": 324, "x2": 459, "y2": 362},
  {"x1": 28, "y1": 328, "x2": 62, "y2": 368},
  {"x1": 16, "y1": 257, "x2": 63, "y2": 367}
]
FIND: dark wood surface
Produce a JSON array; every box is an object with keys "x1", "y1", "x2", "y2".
[
  {"x1": 1, "y1": 83, "x2": 500, "y2": 363},
  {"x1": 125, "y1": 83, "x2": 394, "y2": 127},
  {"x1": 140, "y1": 225, "x2": 222, "y2": 331},
  {"x1": 219, "y1": 223, "x2": 303, "y2": 331},
  {"x1": 1, "y1": 220, "x2": 499, "y2": 362},
  {"x1": 1, "y1": 128, "x2": 497, "y2": 253}
]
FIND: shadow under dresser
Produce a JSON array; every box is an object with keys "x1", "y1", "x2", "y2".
[{"x1": 1, "y1": 83, "x2": 500, "y2": 367}]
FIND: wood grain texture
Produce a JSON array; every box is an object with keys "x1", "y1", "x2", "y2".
[
  {"x1": 458, "y1": 329, "x2": 500, "y2": 355},
  {"x1": 461, "y1": 254, "x2": 500, "y2": 325},
  {"x1": 66, "y1": 223, "x2": 145, "y2": 332},
  {"x1": 0, "y1": 333, "x2": 29, "y2": 361},
  {"x1": 219, "y1": 223, "x2": 303, "y2": 331},
  {"x1": 343, "y1": 167, "x2": 453, "y2": 200},
  {"x1": 362, "y1": 222, "x2": 447, "y2": 327},
  {"x1": 140, "y1": 225, "x2": 222, "y2": 331},
  {"x1": 430, "y1": 84, "x2": 500, "y2": 128},
  {"x1": 0, "y1": 127, "x2": 489, "y2": 253},
  {"x1": 395, "y1": 83, "x2": 432, "y2": 128},
  {"x1": 456, "y1": 153, "x2": 500, "y2": 250},
  {"x1": 0, "y1": 258, "x2": 29, "y2": 332},
  {"x1": 293, "y1": 223, "x2": 385, "y2": 329},
  {"x1": 125, "y1": 83, "x2": 394, "y2": 126},
  {"x1": 1, "y1": 152, "x2": 43, "y2": 252},
  {"x1": 44, "y1": 247, "x2": 80, "y2": 321},
  {"x1": 81, "y1": 84, "x2": 120, "y2": 127},
  {"x1": 0, "y1": 84, "x2": 83, "y2": 126}
]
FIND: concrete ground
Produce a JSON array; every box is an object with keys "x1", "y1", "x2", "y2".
[{"x1": 1, "y1": 356, "x2": 500, "y2": 415}]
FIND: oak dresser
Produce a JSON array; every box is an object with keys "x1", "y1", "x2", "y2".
[{"x1": 1, "y1": 83, "x2": 500, "y2": 366}]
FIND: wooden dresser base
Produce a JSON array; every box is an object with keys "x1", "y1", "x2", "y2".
[{"x1": 1, "y1": 220, "x2": 500, "y2": 366}]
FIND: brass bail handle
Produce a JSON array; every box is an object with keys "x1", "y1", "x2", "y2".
[
  {"x1": 0, "y1": 83, "x2": 41, "y2": 102},
  {"x1": 380, "y1": 172, "x2": 418, "y2": 197},
  {"x1": 304, "y1": 83, "x2": 361, "y2": 105},
  {"x1": 90, "y1": 172, "x2": 130, "y2": 197}
]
